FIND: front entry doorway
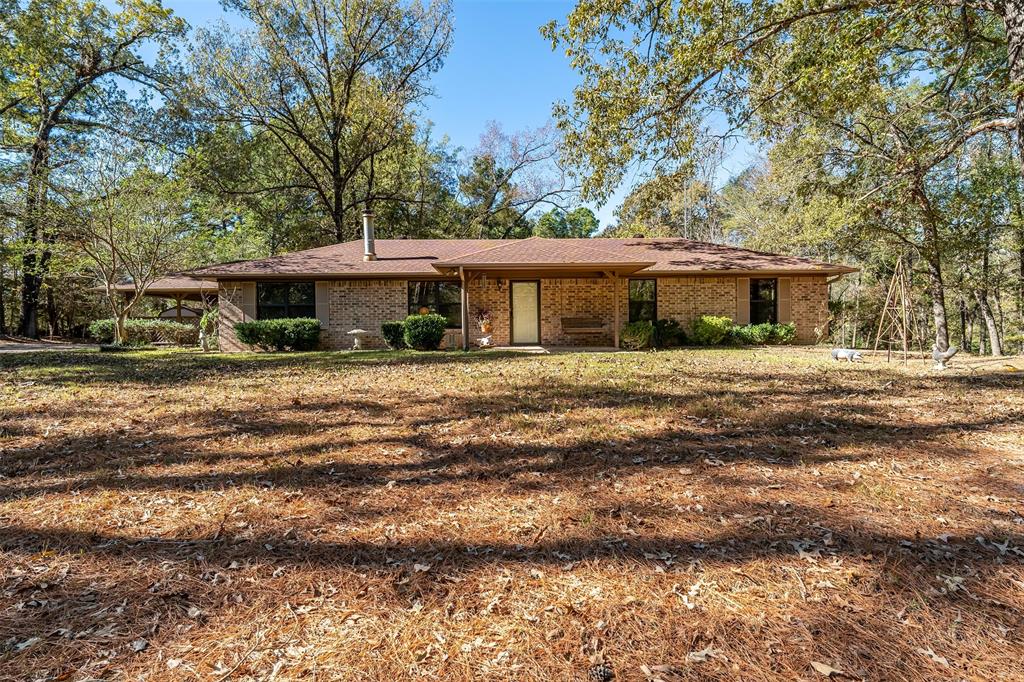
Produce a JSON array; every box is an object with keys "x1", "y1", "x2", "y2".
[{"x1": 510, "y1": 281, "x2": 540, "y2": 344}]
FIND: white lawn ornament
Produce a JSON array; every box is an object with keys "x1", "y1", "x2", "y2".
[
  {"x1": 347, "y1": 329, "x2": 368, "y2": 350},
  {"x1": 199, "y1": 328, "x2": 210, "y2": 353},
  {"x1": 931, "y1": 344, "x2": 959, "y2": 370},
  {"x1": 477, "y1": 334, "x2": 493, "y2": 348},
  {"x1": 831, "y1": 348, "x2": 863, "y2": 363}
]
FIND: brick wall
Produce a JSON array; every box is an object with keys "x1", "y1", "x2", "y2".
[
  {"x1": 790, "y1": 276, "x2": 830, "y2": 344},
  {"x1": 217, "y1": 282, "x2": 248, "y2": 352},
  {"x1": 466, "y1": 276, "x2": 509, "y2": 347},
  {"x1": 322, "y1": 279, "x2": 407, "y2": 350},
  {"x1": 217, "y1": 274, "x2": 830, "y2": 351}
]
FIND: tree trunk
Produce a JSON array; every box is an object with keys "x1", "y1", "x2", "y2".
[
  {"x1": 959, "y1": 292, "x2": 969, "y2": 350},
  {"x1": 115, "y1": 311, "x2": 128, "y2": 346},
  {"x1": 17, "y1": 127, "x2": 53, "y2": 339},
  {"x1": 913, "y1": 180, "x2": 950, "y2": 351},
  {"x1": 974, "y1": 290, "x2": 1003, "y2": 356},
  {"x1": 1006, "y1": 0, "x2": 1024, "y2": 180},
  {"x1": 0, "y1": 263, "x2": 6, "y2": 336},
  {"x1": 1019, "y1": 230, "x2": 1024, "y2": 354},
  {"x1": 46, "y1": 286, "x2": 59, "y2": 337}
]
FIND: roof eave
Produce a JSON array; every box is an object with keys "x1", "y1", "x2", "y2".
[{"x1": 637, "y1": 266, "x2": 859, "y2": 276}]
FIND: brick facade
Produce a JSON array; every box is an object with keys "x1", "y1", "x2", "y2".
[
  {"x1": 790, "y1": 276, "x2": 830, "y2": 344},
  {"x1": 322, "y1": 279, "x2": 407, "y2": 350},
  {"x1": 218, "y1": 274, "x2": 829, "y2": 351},
  {"x1": 217, "y1": 282, "x2": 249, "y2": 352}
]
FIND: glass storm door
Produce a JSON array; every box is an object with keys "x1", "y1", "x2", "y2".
[{"x1": 510, "y1": 281, "x2": 540, "y2": 344}]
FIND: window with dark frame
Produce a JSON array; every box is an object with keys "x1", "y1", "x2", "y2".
[
  {"x1": 628, "y1": 279, "x2": 657, "y2": 323},
  {"x1": 749, "y1": 278, "x2": 778, "y2": 324},
  {"x1": 407, "y1": 281, "x2": 462, "y2": 329},
  {"x1": 256, "y1": 282, "x2": 316, "y2": 319}
]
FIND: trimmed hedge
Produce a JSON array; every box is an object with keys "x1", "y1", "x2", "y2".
[
  {"x1": 88, "y1": 318, "x2": 199, "y2": 346},
  {"x1": 620, "y1": 320, "x2": 654, "y2": 350},
  {"x1": 690, "y1": 315, "x2": 733, "y2": 346},
  {"x1": 730, "y1": 322, "x2": 796, "y2": 345},
  {"x1": 381, "y1": 321, "x2": 407, "y2": 349},
  {"x1": 619, "y1": 315, "x2": 797, "y2": 349},
  {"x1": 234, "y1": 318, "x2": 321, "y2": 351},
  {"x1": 403, "y1": 313, "x2": 447, "y2": 350}
]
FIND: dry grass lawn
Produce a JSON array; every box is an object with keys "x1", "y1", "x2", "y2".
[{"x1": 1, "y1": 346, "x2": 1022, "y2": 681}]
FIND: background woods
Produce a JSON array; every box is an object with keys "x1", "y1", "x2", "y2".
[{"x1": 0, "y1": 0, "x2": 1021, "y2": 355}]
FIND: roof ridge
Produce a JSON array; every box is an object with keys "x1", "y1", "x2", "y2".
[{"x1": 431, "y1": 237, "x2": 540, "y2": 262}]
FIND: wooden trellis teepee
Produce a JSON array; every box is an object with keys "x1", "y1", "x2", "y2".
[{"x1": 873, "y1": 259, "x2": 928, "y2": 364}]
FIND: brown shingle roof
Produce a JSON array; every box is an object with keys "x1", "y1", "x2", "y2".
[
  {"x1": 432, "y1": 236, "x2": 655, "y2": 269},
  {"x1": 597, "y1": 239, "x2": 857, "y2": 274},
  {"x1": 190, "y1": 240, "x2": 507, "y2": 278},
  {"x1": 189, "y1": 238, "x2": 857, "y2": 278},
  {"x1": 108, "y1": 275, "x2": 217, "y2": 296}
]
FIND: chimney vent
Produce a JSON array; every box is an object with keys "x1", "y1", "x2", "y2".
[{"x1": 362, "y1": 210, "x2": 377, "y2": 261}]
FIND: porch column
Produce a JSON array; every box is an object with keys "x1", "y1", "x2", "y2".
[
  {"x1": 460, "y1": 266, "x2": 469, "y2": 351},
  {"x1": 613, "y1": 273, "x2": 620, "y2": 348}
]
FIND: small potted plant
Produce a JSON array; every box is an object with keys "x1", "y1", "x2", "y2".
[{"x1": 475, "y1": 308, "x2": 493, "y2": 333}]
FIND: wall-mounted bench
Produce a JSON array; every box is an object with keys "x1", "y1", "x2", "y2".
[{"x1": 561, "y1": 317, "x2": 606, "y2": 334}]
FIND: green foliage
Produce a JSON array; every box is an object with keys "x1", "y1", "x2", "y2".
[
  {"x1": 402, "y1": 313, "x2": 447, "y2": 350},
  {"x1": 234, "y1": 318, "x2": 321, "y2": 351},
  {"x1": 200, "y1": 308, "x2": 219, "y2": 336},
  {"x1": 381, "y1": 320, "x2": 407, "y2": 349},
  {"x1": 88, "y1": 319, "x2": 199, "y2": 346},
  {"x1": 653, "y1": 319, "x2": 685, "y2": 347},
  {"x1": 730, "y1": 322, "x2": 795, "y2": 345},
  {"x1": 690, "y1": 315, "x2": 733, "y2": 346},
  {"x1": 620, "y1": 320, "x2": 654, "y2": 350},
  {"x1": 611, "y1": 172, "x2": 721, "y2": 242},
  {"x1": 534, "y1": 207, "x2": 599, "y2": 238},
  {"x1": 191, "y1": 0, "x2": 454, "y2": 241}
]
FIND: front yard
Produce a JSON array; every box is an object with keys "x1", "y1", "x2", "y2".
[{"x1": 1, "y1": 347, "x2": 1022, "y2": 680}]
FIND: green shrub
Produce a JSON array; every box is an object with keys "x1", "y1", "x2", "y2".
[
  {"x1": 620, "y1": 320, "x2": 654, "y2": 350},
  {"x1": 729, "y1": 321, "x2": 797, "y2": 345},
  {"x1": 690, "y1": 315, "x2": 733, "y2": 346},
  {"x1": 653, "y1": 319, "x2": 685, "y2": 348},
  {"x1": 234, "y1": 318, "x2": 321, "y2": 351},
  {"x1": 87, "y1": 318, "x2": 199, "y2": 346},
  {"x1": 772, "y1": 322, "x2": 796, "y2": 345},
  {"x1": 403, "y1": 313, "x2": 447, "y2": 350},
  {"x1": 381, "y1": 321, "x2": 406, "y2": 349},
  {"x1": 731, "y1": 322, "x2": 773, "y2": 345},
  {"x1": 87, "y1": 319, "x2": 118, "y2": 344}
]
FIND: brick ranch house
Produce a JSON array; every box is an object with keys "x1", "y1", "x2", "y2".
[{"x1": 187, "y1": 215, "x2": 857, "y2": 351}]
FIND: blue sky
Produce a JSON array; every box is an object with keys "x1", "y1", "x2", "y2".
[{"x1": 165, "y1": 0, "x2": 758, "y2": 228}]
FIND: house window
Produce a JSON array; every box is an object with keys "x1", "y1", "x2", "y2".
[
  {"x1": 257, "y1": 282, "x2": 316, "y2": 319},
  {"x1": 628, "y1": 279, "x2": 657, "y2": 323},
  {"x1": 750, "y1": 278, "x2": 778, "y2": 324},
  {"x1": 408, "y1": 281, "x2": 462, "y2": 328}
]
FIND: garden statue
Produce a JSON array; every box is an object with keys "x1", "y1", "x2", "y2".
[{"x1": 831, "y1": 348, "x2": 863, "y2": 362}]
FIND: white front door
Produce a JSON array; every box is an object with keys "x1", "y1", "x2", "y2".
[{"x1": 510, "y1": 281, "x2": 540, "y2": 344}]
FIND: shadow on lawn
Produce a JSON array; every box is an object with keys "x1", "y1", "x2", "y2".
[
  {"x1": 1, "y1": 369, "x2": 1020, "y2": 502},
  {"x1": 1, "y1": 502, "x2": 1021, "y2": 678},
  {"x1": 1, "y1": 352, "x2": 1022, "y2": 677},
  {"x1": 0, "y1": 347, "x2": 535, "y2": 387}
]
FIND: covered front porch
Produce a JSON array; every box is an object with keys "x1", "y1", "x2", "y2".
[{"x1": 430, "y1": 237, "x2": 656, "y2": 351}]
